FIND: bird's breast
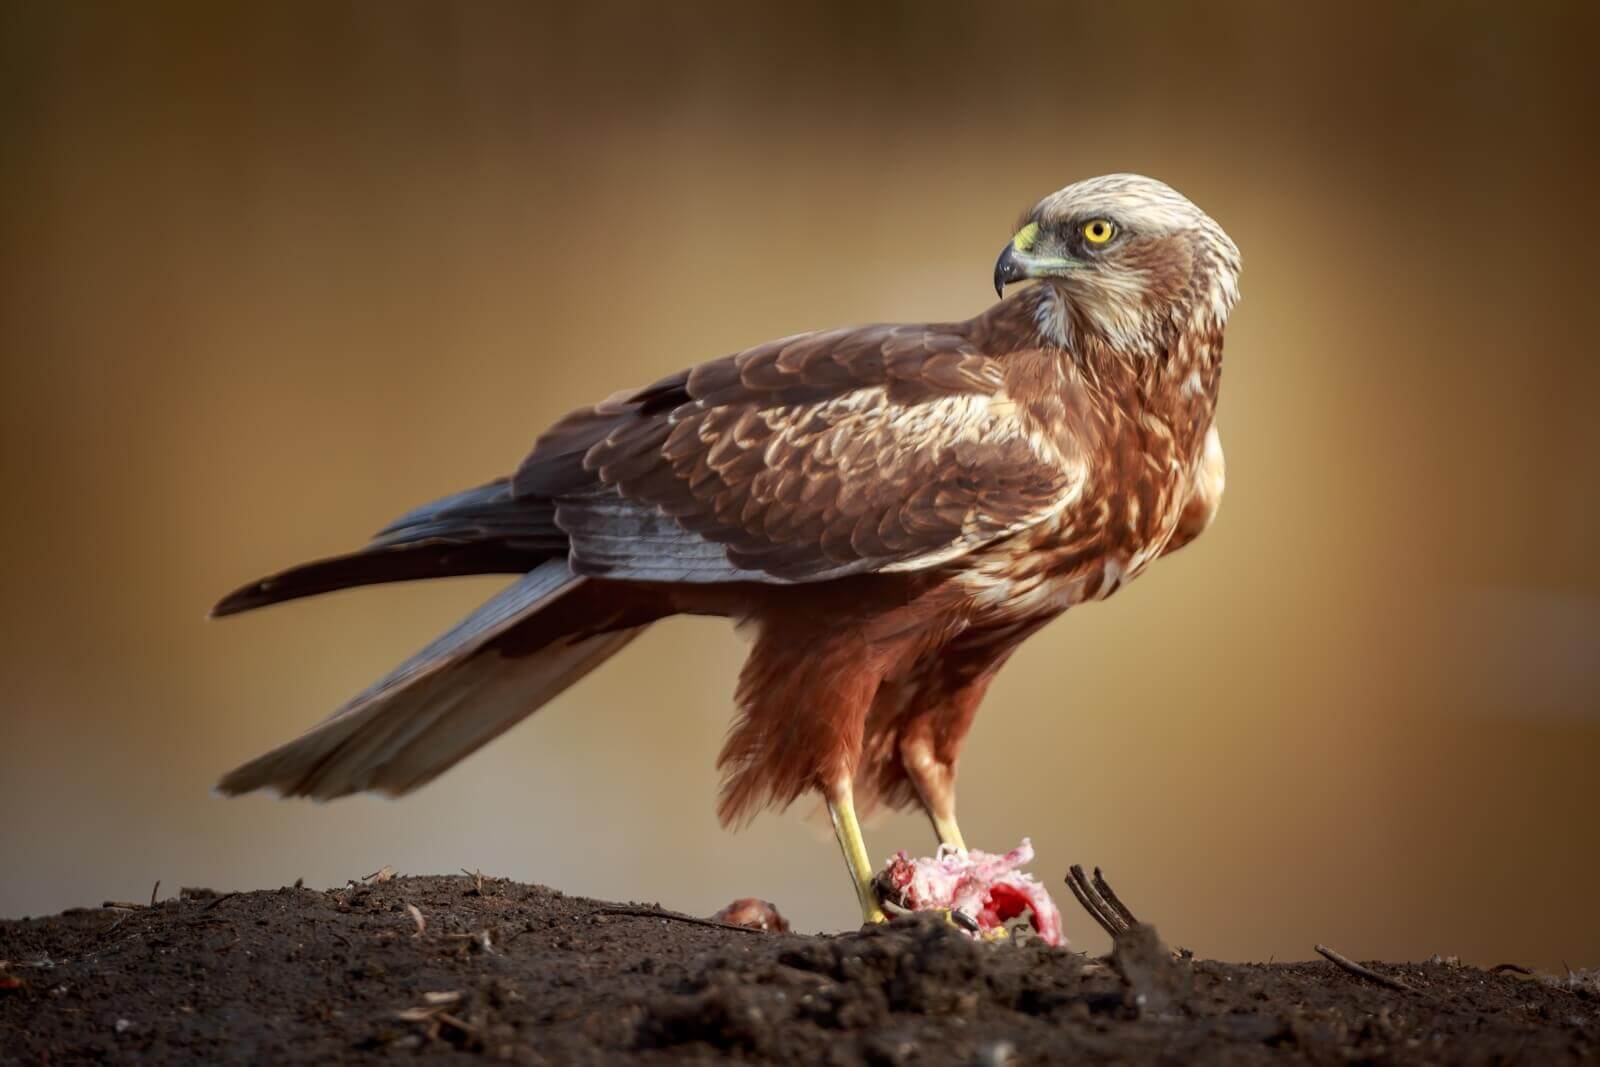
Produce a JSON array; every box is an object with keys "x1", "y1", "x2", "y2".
[
  {"x1": 957, "y1": 415, "x2": 1205, "y2": 626},
  {"x1": 953, "y1": 322, "x2": 1222, "y2": 628}
]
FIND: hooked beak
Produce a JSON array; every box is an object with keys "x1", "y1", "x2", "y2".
[
  {"x1": 993, "y1": 245, "x2": 1026, "y2": 298},
  {"x1": 993, "y1": 229, "x2": 1079, "y2": 297}
]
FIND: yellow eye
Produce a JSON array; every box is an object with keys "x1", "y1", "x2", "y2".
[{"x1": 1082, "y1": 219, "x2": 1115, "y2": 244}]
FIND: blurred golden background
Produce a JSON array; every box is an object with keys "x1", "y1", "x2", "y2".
[{"x1": 3, "y1": 2, "x2": 1596, "y2": 970}]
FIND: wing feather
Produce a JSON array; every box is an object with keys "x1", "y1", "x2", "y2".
[{"x1": 518, "y1": 323, "x2": 1082, "y2": 584}]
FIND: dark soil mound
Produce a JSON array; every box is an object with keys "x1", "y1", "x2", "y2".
[{"x1": 1, "y1": 874, "x2": 1593, "y2": 1063}]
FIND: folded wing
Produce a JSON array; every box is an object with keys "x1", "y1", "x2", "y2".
[{"x1": 519, "y1": 323, "x2": 1084, "y2": 583}]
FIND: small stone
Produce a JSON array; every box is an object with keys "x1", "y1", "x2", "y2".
[{"x1": 974, "y1": 1039, "x2": 1016, "y2": 1065}]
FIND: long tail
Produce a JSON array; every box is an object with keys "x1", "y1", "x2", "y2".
[
  {"x1": 216, "y1": 560, "x2": 645, "y2": 799},
  {"x1": 210, "y1": 480, "x2": 565, "y2": 618}
]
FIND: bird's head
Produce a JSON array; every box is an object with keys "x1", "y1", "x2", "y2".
[{"x1": 993, "y1": 174, "x2": 1240, "y2": 353}]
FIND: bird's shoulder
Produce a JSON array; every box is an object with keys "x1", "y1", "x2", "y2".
[
  {"x1": 517, "y1": 307, "x2": 1058, "y2": 488},
  {"x1": 512, "y1": 312, "x2": 1086, "y2": 583}
]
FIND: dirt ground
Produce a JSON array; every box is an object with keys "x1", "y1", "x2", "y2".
[{"x1": 1, "y1": 873, "x2": 1594, "y2": 1064}]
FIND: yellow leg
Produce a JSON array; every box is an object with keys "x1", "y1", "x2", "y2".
[
  {"x1": 901, "y1": 733, "x2": 967, "y2": 853},
  {"x1": 918, "y1": 808, "x2": 1003, "y2": 938},
  {"x1": 827, "y1": 782, "x2": 886, "y2": 925},
  {"x1": 930, "y1": 812, "x2": 967, "y2": 853}
]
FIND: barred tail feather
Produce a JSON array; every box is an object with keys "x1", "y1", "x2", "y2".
[{"x1": 216, "y1": 561, "x2": 641, "y2": 799}]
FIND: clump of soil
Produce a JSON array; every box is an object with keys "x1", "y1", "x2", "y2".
[{"x1": 1, "y1": 873, "x2": 1594, "y2": 1063}]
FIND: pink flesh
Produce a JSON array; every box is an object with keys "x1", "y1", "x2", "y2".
[{"x1": 878, "y1": 838, "x2": 1064, "y2": 946}]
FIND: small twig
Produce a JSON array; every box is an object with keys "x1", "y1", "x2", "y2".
[
  {"x1": 1315, "y1": 944, "x2": 1414, "y2": 992},
  {"x1": 1065, "y1": 865, "x2": 1131, "y2": 939},
  {"x1": 101, "y1": 901, "x2": 144, "y2": 911},
  {"x1": 595, "y1": 905, "x2": 767, "y2": 936},
  {"x1": 395, "y1": 991, "x2": 461, "y2": 1021},
  {"x1": 1490, "y1": 962, "x2": 1533, "y2": 976},
  {"x1": 443, "y1": 930, "x2": 496, "y2": 954},
  {"x1": 1063, "y1": 869, "x2": 1111, "y2": 934},
  {"x1": 1090, "y1": 868, "x2": 1140, "y2": 929},
  {"x1": 203, "y1": 892, "x2": 238, "y2": 913},
  {"x1": 406, "y1": 904, "x2": 426, "y2": 937},
  {"x1": 149, "y1": 881, "x2": 161, "y2": 908}
]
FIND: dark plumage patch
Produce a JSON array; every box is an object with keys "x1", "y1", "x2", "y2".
[{"x1": 503, "y1": 317, "x2": 1075, "y2": 584}]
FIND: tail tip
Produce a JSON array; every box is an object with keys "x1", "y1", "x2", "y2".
[
  {"x1": 209, "y1": 579, "x2": 277, "y2": 619},
  {"x1": 212, "y1": 769, "x2": 256, "y2": 797}
]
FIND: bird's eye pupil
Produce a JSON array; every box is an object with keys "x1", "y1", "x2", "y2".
[{"x1": 1083, "y1": 219, "x2": 1115, "y2": 244}]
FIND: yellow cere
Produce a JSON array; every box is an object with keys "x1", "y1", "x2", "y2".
[
  {"x1": 1011, "y1": 222, "x2": 1040, "y2": 252},
  {"x1": 1083, "y1": 219, "x2": 1115, "y2": 244}
]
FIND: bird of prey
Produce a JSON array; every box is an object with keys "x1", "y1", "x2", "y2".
[{"x1": 214, "y1": 173, "x2": 1240, "y2": 926}]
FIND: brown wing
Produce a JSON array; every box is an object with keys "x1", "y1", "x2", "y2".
[{"x1": 514, "y1": 323, "x2": 1083, "y2": 584}]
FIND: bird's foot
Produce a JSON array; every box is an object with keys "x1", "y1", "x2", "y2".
[
  {"x1": 880, "y1": 896, "x2": 997, "y2": 937},
  {"x1": 828, "y1": 785, "x2": 889, "y2": 927},
  {"x1": 871, "y1": 838, "x2": 1064, "y2": 946}
]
